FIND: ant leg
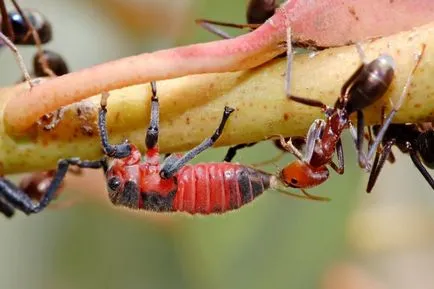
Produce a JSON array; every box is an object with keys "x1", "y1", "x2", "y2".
[
  {"x1": 288, "y1": 95, "x2": 335, "y2": 116},
  {"x1": 0, "y1": 32, "x2": 33, "y2": 86},
  {"x1": 0, "y1": 158, "x2": 106, "y2": 215},
  {"x1": 337, "y1": 44, "x2": 367, "y2": 108},
  {"x1": 365, "y1": 44, "x2": 425, "y2": 163},
  {"x1": 355, "y1": 110, "x2": 368, "y2": 167},
  {"x1": 0, "y1": 199, "x2": 15, "y2": 218},
  {"x1": 407, "y1": 142, "x2": 434, "y2": 190},
  {"x1": 0, "y1": 0, "x2": 14, "y2": 40},
  {"x1": 160, "y1": 106, "x2": 235, "y2": 179},
  {"x1": 366, "y1": 140, "x2": 395, "y2": 193},
  {"x1": 273, "y1": 134, "x2": 303, "y2": 160},
  {"x1": 329, "y1": 138, "x2": 344, "y2": 174},
  {"x1": 195, "y1": 19, "x2": 260, "y2": 39},
  {"x1": 98, "y1": 92, "x2": 132, "y2": 158},
  {"x1": 303, "y1": 119, "x2": 325, "y2": 163},
  {"x1": 223, "y1": 142, "x2": 257, "y2": 162},
  {"x1": 285, "y1": 27, "x2": 293, "y2": 99}
]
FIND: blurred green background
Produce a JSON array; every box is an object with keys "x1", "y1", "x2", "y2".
[{"x1": 2, "y1": 1, "x2": 434, "y2": 289}]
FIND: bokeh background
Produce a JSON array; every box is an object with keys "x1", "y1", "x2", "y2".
[{"x1": 1, "y1": 1, "x2": 434, "y2": 289}]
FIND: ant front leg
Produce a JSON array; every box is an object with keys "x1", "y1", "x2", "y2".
[
  {"x1": 329, "y1": 138, "x2": 344, "y2": 175},
  {"x1": 98, "y1": 92, "x2": 132, "y2": 159},
  {"x1": 0, "y1": 158, "x2": 107, "y2": 216},
  {"x1": 160, "y1": 106, "x2": 235, "y2": 179}
]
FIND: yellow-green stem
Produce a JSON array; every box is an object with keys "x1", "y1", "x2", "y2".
[{"x1": 1, "y1": 22, "x2": 434, "y2": 174}]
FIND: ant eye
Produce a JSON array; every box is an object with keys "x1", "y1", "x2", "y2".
[
  {"x1": 108, "y1": 177, "x2": 121, "y2": 191},
  {"x1": 290, "y1": 178, "x2": 298, "y2": 184}
]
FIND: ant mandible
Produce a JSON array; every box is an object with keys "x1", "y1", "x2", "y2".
[
  {"x1": 366, "y1": 120, "x2": 434, "y2": 192},
  {"x1": 274, "y1": 44, "x2": 425, "y2": 197}
]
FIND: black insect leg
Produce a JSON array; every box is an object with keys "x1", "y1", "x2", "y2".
[
  {"x1": 223, "y1": 142, "x2": 257, "y2": 162},
  {"x1": 98, "y1": 92, "x2": 132, "y2": 158},
  {"x1": 329, "y1": 138, "x2": 344, "y2": 174},
  {"x1": 0, "y1": 198, "x2": 15, "y2": 218},
  {"x1": 366, "y1": 139, "x2": 395, "y2": 193},
  {"x1": 145, "y1": 81, "x2": 159, "y2": 150},
  {"x1": 355, "y1": 110, "x2": 368, "y2": 167},
  {"x1": 364, "y1": 45, "x2": 425, "y2": 165},
  {"x1": 0, "y1": 158, "x2": 106, "y2": 215},
  {"x1": 0, "y1": 0, "x2": 14, "y2": 40},
  {"x1": 288, "y1": 95, "x2": 334, "y2": 116},
  {"x1": 407, "y1": 142, "x2": 434, "y2": 190},
  {"x1": 160, "y1": 106, "x2": 235, "y2": 179},
  {"x1": 195, "y1": 19, "x2": 260, "y2": 39}
]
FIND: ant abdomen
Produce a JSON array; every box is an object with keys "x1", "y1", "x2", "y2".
[
  {"x1": 33, "y1": 50, "x2": 69, "y2": 77},
  {"x1": 417, "y1": 130, "x2": 434, "y2": 169},
  {"x1": 8, "y1": 9, "x2": 52, "y2": 44},
  {"x1": 345, "y1": 54, "x2": 395, "y2": 113},
  {"x1": 246, "y1": 0, "x2": 277, "y2": 24}
]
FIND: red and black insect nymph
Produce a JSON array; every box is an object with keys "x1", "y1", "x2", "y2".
[{"x1": 101, "y1": 82, "x2": 272, "y2": 213}]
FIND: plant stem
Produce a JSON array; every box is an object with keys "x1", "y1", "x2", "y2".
[{"x1": 1, "y1": 22, "x2": 433, "y2": 174}]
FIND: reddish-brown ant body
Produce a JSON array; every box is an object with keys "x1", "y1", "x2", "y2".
[{"x1": 277, "y1": 45, "x2": 425, "y2": 197}]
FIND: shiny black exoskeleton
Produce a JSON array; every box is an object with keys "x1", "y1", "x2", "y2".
[
  {"x1": 3, "y1": 9, "x2": 52, "y2": 44},
  {"x1": 367, "y1": 122, "x2": 434, "y2": 192}
]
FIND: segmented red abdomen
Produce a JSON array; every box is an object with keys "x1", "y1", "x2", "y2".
[{"x1": 173, "y1": 163, "x2": 271, "y2": 214}]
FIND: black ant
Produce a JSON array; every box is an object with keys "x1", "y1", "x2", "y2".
[
  {"x1": 366, "y1": 120, "x2": 434, "y2": 192},
  {"x1": 1, "y1": 0, "x2": 69, "y2": 129},
  {"x1": 274, "y1": 44, "x2": 425, "y2": 197}
]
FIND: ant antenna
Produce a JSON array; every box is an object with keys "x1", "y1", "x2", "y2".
[
  {"x1": 0, "y1": 32, "x2": 33, "y2": 86},
  {"x1": 355, "y1": 42, "x2": 366, "y2": 63}
]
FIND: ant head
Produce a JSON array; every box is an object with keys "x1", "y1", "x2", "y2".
[{"x1": 279, "y1": 160, "x2": 329, "y2": 189}]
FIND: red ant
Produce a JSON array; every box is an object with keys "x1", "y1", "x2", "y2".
[
  {"x1": 274, "y1": 44, "x2": 425, "y2": 197},
  {"x1": 366, "y1": 121, "x2": 434, "y2": 192},
  {"x1": 0, "y1": 81, "x2": 328, "y2": 218}
]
